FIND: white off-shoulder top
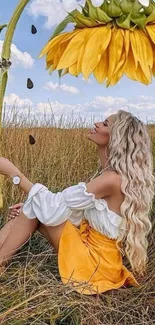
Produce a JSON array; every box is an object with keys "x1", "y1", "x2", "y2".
[{"x1": 22, "y1": 182, "x2": 125, "y2": 239}]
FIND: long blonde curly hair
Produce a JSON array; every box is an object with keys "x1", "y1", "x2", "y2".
[{"x1": 94, "y1": 110, "x2": 155, "y2": 277}]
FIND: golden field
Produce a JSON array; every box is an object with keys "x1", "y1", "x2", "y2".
[{"x1": 0, "y1": 114, "x2": 155, "y2": 325}]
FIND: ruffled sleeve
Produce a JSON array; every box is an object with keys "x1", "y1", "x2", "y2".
[{"x1": 22, "y1": 182, "x2": 104, "y2": 226}]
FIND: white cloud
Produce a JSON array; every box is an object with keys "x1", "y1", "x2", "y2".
[
  {"x1": 0, "y1": 41, "x2": 34, "y2": 69},
  {"x1": 95, "y1": 96, "x2": 128, "y2": 107},
  {"x1": 28, "y1": 0, "x2": 67, "y2": 29},
  {"x1": 44, "y1": 81, "x2": 80, "y2": 95},
  {"x1": 3, "y1": 93, "x2": 155, "y2": 126},
  {"x1": 28, "y1": 0, "x2": 102, "y2": 29},
  {"x1": 36, "y1": 100, "x2": 76, "y2": 115},
  {"x1": 4, "y1": 93, "x2": 33, "y2": 108},
  {"x1": 35, "y1": 96, "x2": 154, "y2": 122}
]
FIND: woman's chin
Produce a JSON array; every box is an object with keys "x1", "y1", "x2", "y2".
[{"x1": 87, "y1": 132, "x2": 97, "y2": 144}]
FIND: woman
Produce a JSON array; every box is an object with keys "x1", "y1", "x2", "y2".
[{"x1": 0, "y1": 109, "x2": 154, "y2": 295}]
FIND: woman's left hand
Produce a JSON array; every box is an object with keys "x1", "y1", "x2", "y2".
[{"x1": 0, "y1": 157, "x2": 20, "y2": 178}]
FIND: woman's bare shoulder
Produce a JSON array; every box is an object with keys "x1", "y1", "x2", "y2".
[{"x1": 86, "y1": 170, "x2": 121, "y2": 200}]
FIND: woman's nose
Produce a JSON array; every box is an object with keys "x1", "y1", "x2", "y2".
[{"x1": 94, "y1": 122, "x2": 100, "y2": 128}]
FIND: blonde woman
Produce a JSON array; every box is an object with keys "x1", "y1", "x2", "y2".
[{"x1": 0, "y1": 110, "x2": 154, "y2": 295}]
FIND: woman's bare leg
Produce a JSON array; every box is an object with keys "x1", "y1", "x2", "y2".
[
  {"x1": 38, "y1": 222, "x2": 67, "y2": 253},
  {"x1": 0, "y1": 213, "x2": 67, "y2": 266},
  {"x1": 0, "y1": 212, "x2": 39, "y2": 266}
]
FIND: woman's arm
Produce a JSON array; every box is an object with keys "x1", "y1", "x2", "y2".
[
  {"x1": 0, "y1": 157, "x2": 120, "y2": 227},
  {"x1": 0, "y1": 157, "x2": 120, "y2": 198},
  {"x1": 0, "y1": 157, "x2": 33, "y2": 193}
]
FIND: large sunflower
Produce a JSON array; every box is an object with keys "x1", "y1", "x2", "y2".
[{"x1": 39, "y1": 0, "x2": 155, "y2": 86}]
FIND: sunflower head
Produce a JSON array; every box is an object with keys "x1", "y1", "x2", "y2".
[
  {"x1": 39, "y1": 0, "x2": 155, "y2": 86},
  {"x1": 50, "y1": 0, "x2": 155, "y2": 38}
]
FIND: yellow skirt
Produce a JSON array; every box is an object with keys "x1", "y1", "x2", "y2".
[{"x1": 58, "y1": 219, "x2": 140, "y2": 295}]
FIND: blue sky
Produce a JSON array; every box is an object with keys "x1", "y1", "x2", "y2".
[{"x1": 1, "y1": 0, "x2": 155, "y2": 124}]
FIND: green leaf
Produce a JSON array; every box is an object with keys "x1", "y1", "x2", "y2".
[
  {"x1": 116, "y1": 13, "x2": 131, "y2": 29},
  {"x1": 146, "y1": 8, "x2": 155, "y2": 24},
  {"x1": 58, "y1": 69, "x2": 63, "y2": 79},
  {"x1": 96, "y1": 7, "x2": 112, "y2": 23},
  {"x1": 131, "y1": 13, "x2": 147, "y2": 29},
  {"x1": 87, "y1": 0, "x2": 98, "y2": 20},
  {"x1": 0, "y1": 24, "x2": 7, "y2": 33},
  {"x1": 50, "y1": 10, "x2": 78, "y2": 41}
]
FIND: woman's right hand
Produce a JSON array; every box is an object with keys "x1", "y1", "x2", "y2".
[{"x1": 8, "y1": 203, "x2": 23, "y2": 221}]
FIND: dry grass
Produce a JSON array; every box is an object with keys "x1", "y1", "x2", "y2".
[{"x1": 0, "y1": 112, "x2": 155, "y2": 325}]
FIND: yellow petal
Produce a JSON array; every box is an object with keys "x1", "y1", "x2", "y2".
[
  {"x1": 124, "y1": 29, "x2": 130, "y2": 59},
  {"x1": 57, "y1": 29, "x2": 90, "y2": 70},
  {"x1": 151, "y1": 44, "x2": 155, "y2": 76},
  {"x1": 93, "y1": 49, "x2": 109, "y2": 84},
  {"x1": 61, "y1": 68, "x2": 69, "y2": 77},
  {"x1": 76, "y1": 44, "x2": 85, "y2": 74},
  {"x1": 46, "y1": 47, "x2": 57, "y2": 64},
  {"x1": 53, "y1": 40, "x2": 71, "y2": 69},
  {"x1": 108, "y1": 52, "x2": 126, "y2": 86},
  {"x1": 108, "y1": 30, "x2": 130, "y2": 86},
  {"x1": 82, "y1": 26, "x2": 111, "y2": 79},
  {"x1": 139, "y1": 30, "x2": 153, "y2": 69},
  {"x1": 49, "y1": 65, "x2": 54, "y2": 74},
  {"x1": 130, "y1": 31, "x2": 139, "y2": 69},
  {"x1": 46, "y1": 60, "x2": 53, "y2": 70},
  {"x1": 76, "y1": 29, "x2": 93, "y2": 75},
  {"x1": 39, "y1": 33, "x2": 70, "y2": 58},
  {"x1": 107, "y1": 27, "x2": 124, "y2": 85},
  {"x1": 125, "y1": 46, "x2": 137, "y2": 81},
  {"x1": 69, "y1": 63, "x2": 78, "y2": 76},
  {"x1": 130, "y1": 30, "x2": 151, "y2": 81},
  {"x1": 125, "y1": 47, "x2": 151, "y2": 84},
  {"x1": 135, "y1": 64, "x2": 150, "y2": 85},
  {"x1": 112, "y1": 30, "x2": 126, "y2": 76},
  {"x1": 146, "y1": 25, "x2": 155, "y2": 44}
]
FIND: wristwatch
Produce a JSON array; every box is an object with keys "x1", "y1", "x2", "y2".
[{"x1": 13, "y1": 175, "x2": 22, "y2": 185}]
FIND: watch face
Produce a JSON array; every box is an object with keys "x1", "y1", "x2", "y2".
[{"x1": 13, "y1": 176, "x2": 20, "y2": 185}]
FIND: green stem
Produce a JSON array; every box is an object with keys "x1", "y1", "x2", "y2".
[
  {"x1": 0, "y1": 0, "x2": 30, "y2": 208},
  {"x1": 2, "y1": 0, "x2": 30, "y2": 59},
  {"x1": 0, "y1": 0, "x2": 30, "y2": 122}
]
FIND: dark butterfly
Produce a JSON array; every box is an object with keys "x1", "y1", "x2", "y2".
[
  {"x1": 0, "y1": 58, "x2": 12, "y2": 70},
  {"x1": 29, "y1": 135, "x2": 35, "y2": 145},
  {"x1": 31, "y1": 25, "x2": 37, "y2": 34},
  {"x1": 27, "y1": 78, "x2": 34, "y2": 89}
]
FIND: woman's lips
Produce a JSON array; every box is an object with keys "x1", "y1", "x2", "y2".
[{"x1": 89, "y1": 129, "x2": 97, "y2": 134}]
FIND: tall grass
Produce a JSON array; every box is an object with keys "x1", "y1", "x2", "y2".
[{"x1": 0, "y1": 108, "x2": 155, "y2": 324}]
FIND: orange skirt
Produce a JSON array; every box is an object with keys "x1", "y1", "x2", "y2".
[{"x1": 58, "y1": 219, "x2": 140, "y2": 295}]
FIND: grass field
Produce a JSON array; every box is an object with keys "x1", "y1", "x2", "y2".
[{"x1": 0, "y1": 113, "x2": 155, "y2": 325}]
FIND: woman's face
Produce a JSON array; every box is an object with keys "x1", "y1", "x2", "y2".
[{"x1": 87, "y1": 114, "x2": 116, "y2": 146}]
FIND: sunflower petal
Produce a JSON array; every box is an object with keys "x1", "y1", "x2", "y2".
[
  {"x1": 107, "y1": 27, "x2": 124, "y2": 85},
  {"x1": 134, "y1": 30, "x2": 152, "y2": 81},
  {"x1": 69, "y1": 63, "x2": 78, "y2": 76},
  {"x1": 82, "y1": 26, "x2": 111, "y2": 79},
  {"x1": 39, "y1": 33, "x2": 69, "y2": 58},
  {"x1": 93, "y1": 49, "x2": 109, "y2": 84},
  {"x1": 108, "y1": 52, "x2": 126, "y2": 86},
  {"x1": 146, "y1": 25, "x2": 155, "y2": 44},
  {"x1": 130, "y1": 30, "x2": 151, "y2": 81},
  {"x1": 57, "y1": 29, "x2": 90, "y2": 69},
  {"x1": 125, "y1": 46, "x2": 137, "y2": 81}
]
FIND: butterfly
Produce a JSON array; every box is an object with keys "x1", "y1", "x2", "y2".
[
  {"x1": 0, "y1": 58, "x2": 12, "y2": 71},
  {"x1": 29, "y1": 135, "x2": 35, "y2": 145},
  {"x1": 27, "y1": 78, "x2": 34, "y2": 89},
  {"x1": 31, "y1": 25, "x2": 37, "y2": 34}
]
